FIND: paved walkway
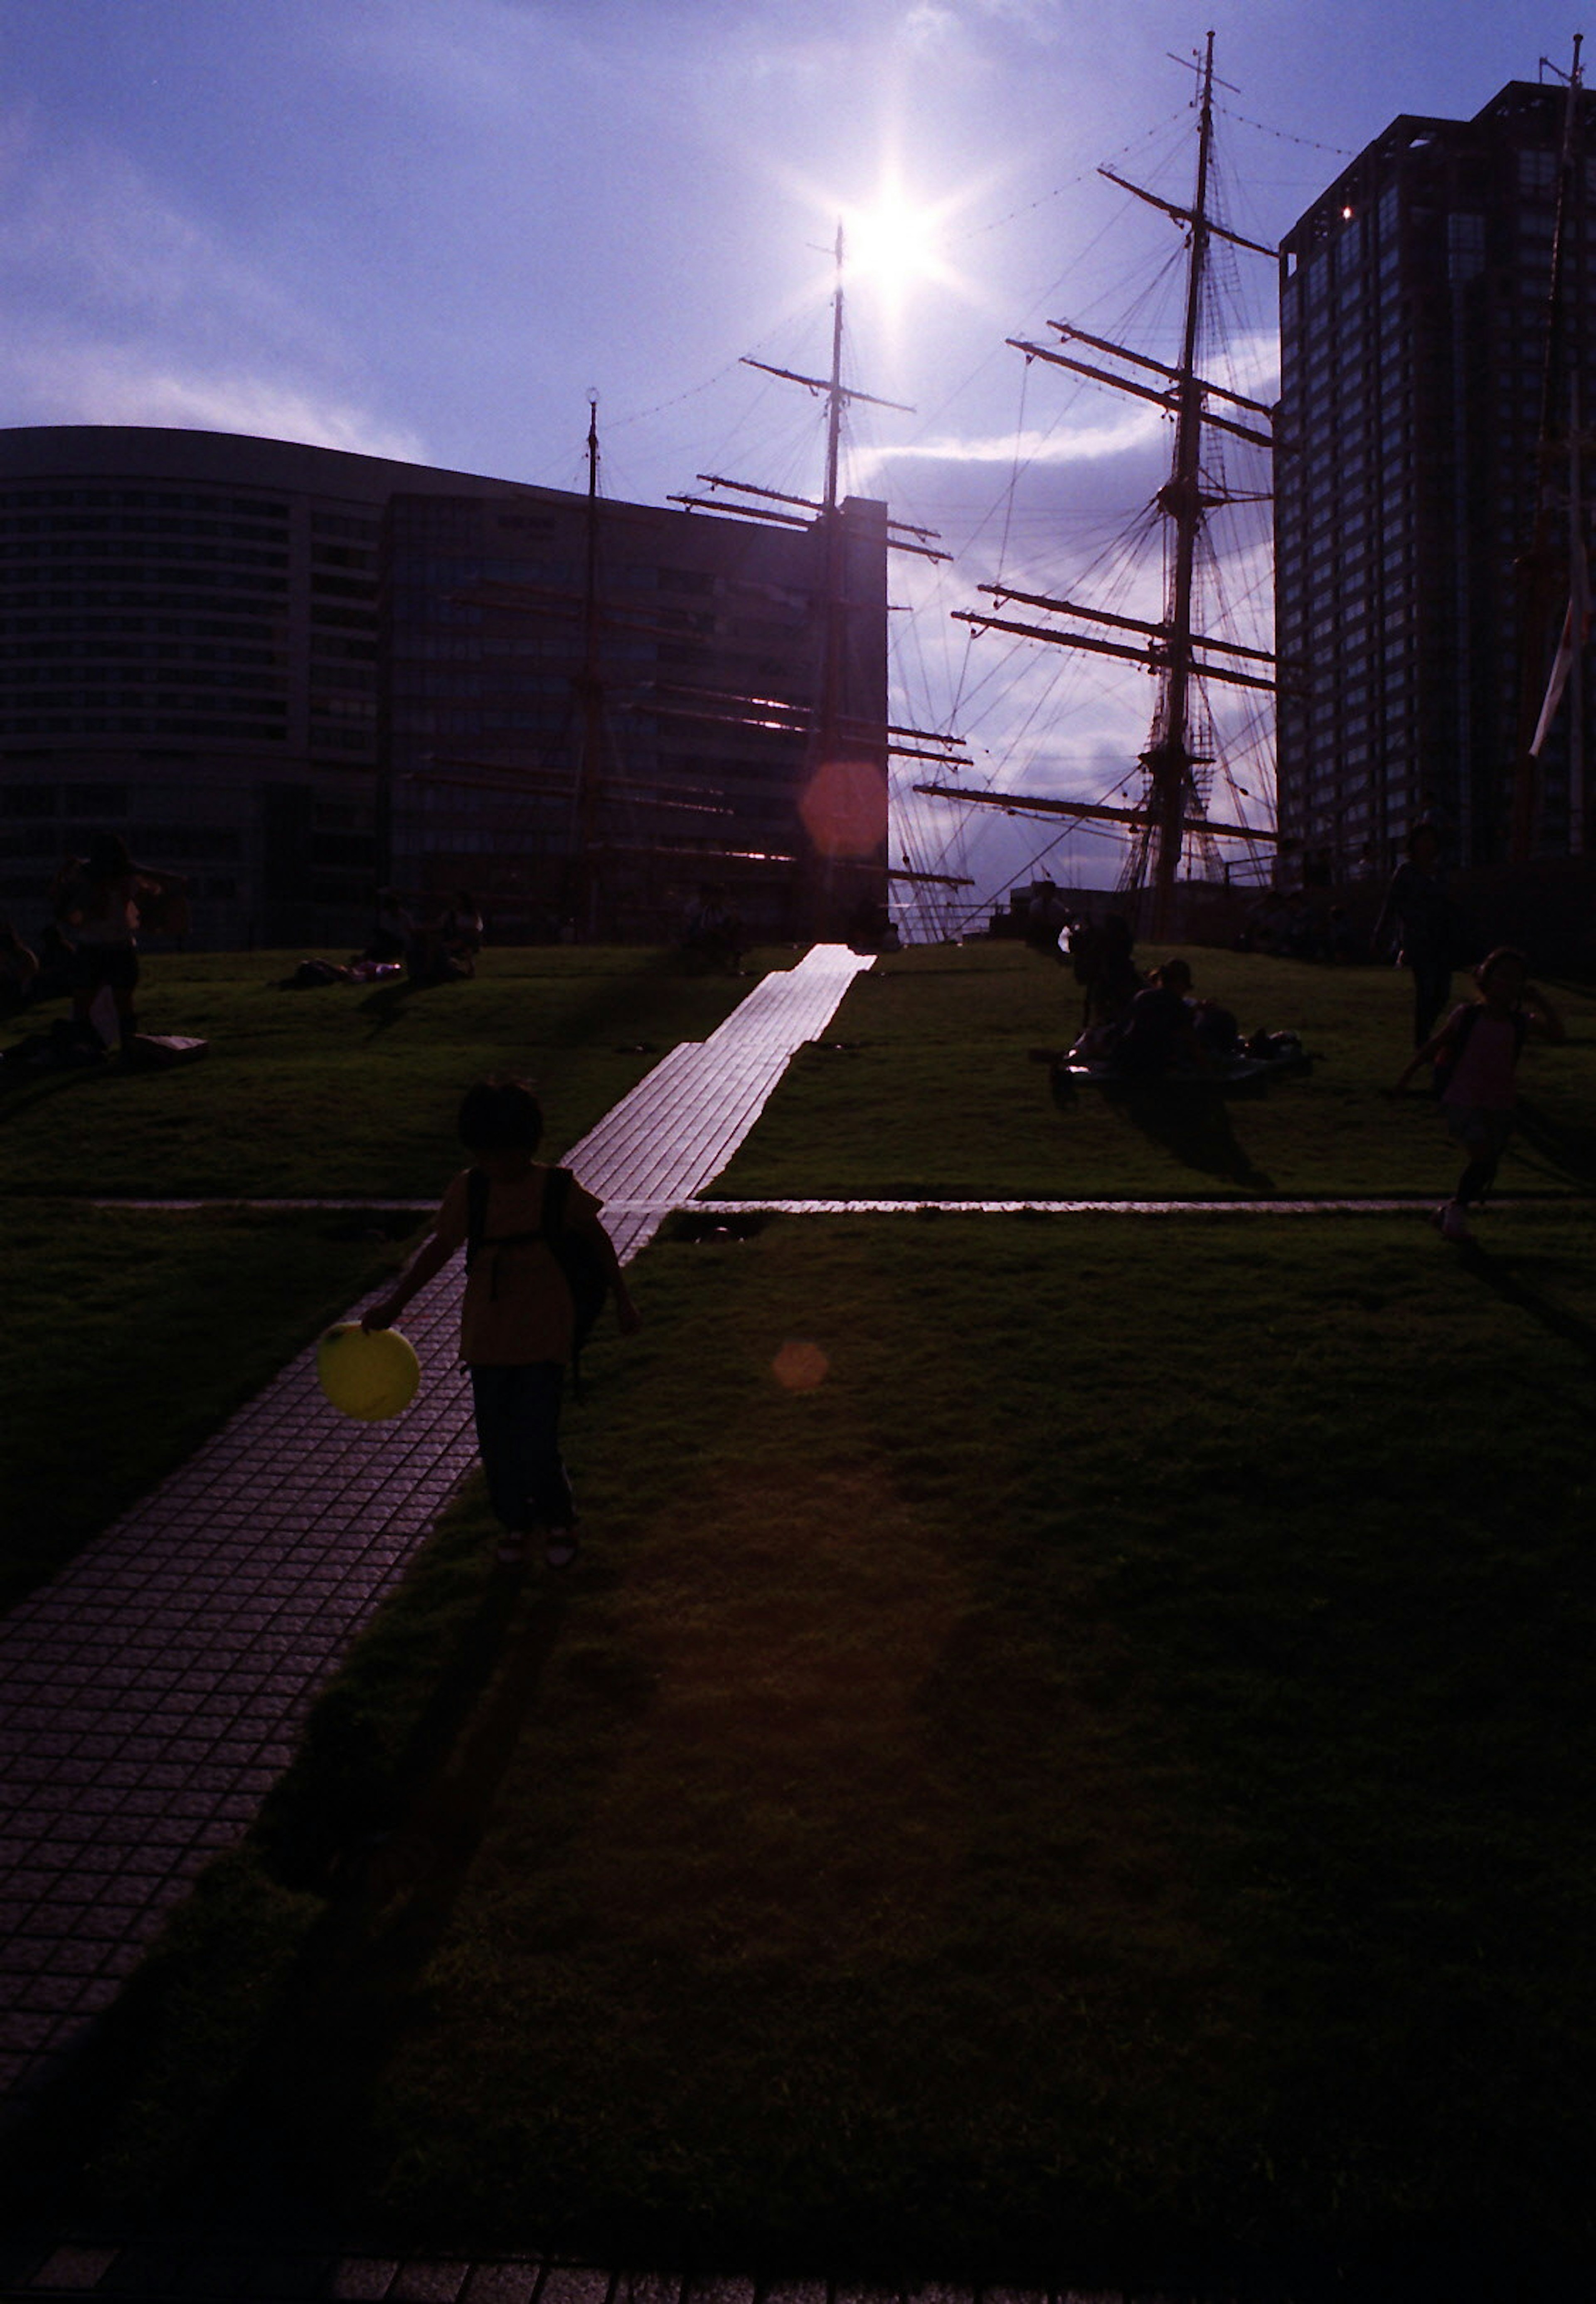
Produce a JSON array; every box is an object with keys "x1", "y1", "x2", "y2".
[
  {"x1": 0, "y1": 945, "x2": 877, "y2": 2117},
  {"x1": 0, "y1": 2250, "x2": 1019, "y2": 2302}
]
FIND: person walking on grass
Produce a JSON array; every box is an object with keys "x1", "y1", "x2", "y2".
[
  {"x1": 363, "y1": 1077, "x2": 640, "y2": 1568},
  {"x1": 1372, "y1": 821, "x2": 1456, "y2": 1046},
  {"x1": 1394, "y1": 947, "x2": 1565, "y2": 1243}
]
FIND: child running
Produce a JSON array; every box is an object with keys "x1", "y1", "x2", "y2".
[
  {"x1": 1395, "y1": 946, "x2": 1564, "y2": 1242},
  {"x1": 363, "y1": 1077, "x2": 639, "y2": 1567}
]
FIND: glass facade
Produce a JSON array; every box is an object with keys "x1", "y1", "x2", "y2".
[
  {"x1": 1277, "y1": 80, "x2": 1596, "y2": 878},
  {"x1": 0, "y1": 431, "x2": 888, "y2": 947}
]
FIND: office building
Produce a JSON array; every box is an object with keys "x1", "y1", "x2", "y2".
[
  {"x1": 1276, "y1": 78, "x2": 1596, "y2": 883},
  {"x1": 0, "y1": 427, "x2": 888, "y2": 949}
]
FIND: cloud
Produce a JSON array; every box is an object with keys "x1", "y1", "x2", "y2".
[
  {"x1": 866, "y1": 408, "x2": 1167, "y2": 474},
  {"x1": 901, "y1": 4, "x2": 961, "y2": 50},
  {"x1": 0, "y1": 121, "x2": 325, "y2": 357},
  {"x1": 0, "y1": 332, "x2": 426, "y2": 460},
  {"x1": 0, "y1": 104, "x2": 420, "y2": 458}
]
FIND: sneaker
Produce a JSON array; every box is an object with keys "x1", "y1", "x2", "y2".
[
  {"x1": 496, "y1": 1532, "x2": 530, "y2": 1565},
  {"x1": 1439, "y1": 1200, "x2": 1472, "y2": 1243},
  {"x1": 544, "y1": 1529, "x2": 579, "y2": 1569}
]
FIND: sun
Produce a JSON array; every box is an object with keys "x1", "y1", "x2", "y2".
[{"x1": 842, "y1": 187, "x2": 948, "y2": 296}]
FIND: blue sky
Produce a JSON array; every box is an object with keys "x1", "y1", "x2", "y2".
[{"x1": 0, "y1": 0, "x2": 1576, "y2": 911}]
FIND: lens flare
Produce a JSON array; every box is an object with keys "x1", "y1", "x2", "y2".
[
  {"x1": 773, "y1": 1340, "x2": 830, "y2": 1392},
  {"x1": 800, "y1": 756, "x2": 888, "y2": 860}
]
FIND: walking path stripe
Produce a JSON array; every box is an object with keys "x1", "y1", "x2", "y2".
[
  {"x1": 89, "y1": 1193, "x2": 1581, "y2": 1216},
  {"x1": 0, "y1": 945, "x2": 874, "y2": 2110}
]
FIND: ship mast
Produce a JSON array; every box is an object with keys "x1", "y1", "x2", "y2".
[
  {"x1": 1138, "y1": 27, "x2": 1219, "y2": 937},
  {"x1": 928, "y1": 31, "x2": 1280, "y2": 932},
  {"x1": 670, "y1": 224, "x2": 975, "y2": 930}
]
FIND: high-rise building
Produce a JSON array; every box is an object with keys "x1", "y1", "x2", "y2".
[
  {"x1": 0, "y1": 427, "x2": 888, "y2": 950},
  {"x1": 1276, "y1": 78, "x2": 1596, "y2": 885}
]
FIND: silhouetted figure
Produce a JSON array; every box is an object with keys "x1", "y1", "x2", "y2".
[
  {"x1": 1373, "y1": 824, "x2": 1455, "y2": 1045},
  {"x1": 368, "y1": 889, "x2": 414, "y2": 965},
  {"x1": 682, "y1": 883, "x2": 744, "y2": 972},
  {"x1": 1394, "y1": 946, "x2": 1564, "y2": 1242},
  {"x1": 1067, "y1": 911, "x2": 1143, "y2": 1027},
  {"x1": 436, "y1": 889, "x2": 484, "y2": 976},
  {"x1": 52, "y1": 834, "x2": 187, "y2": 1055},
  {"x1": 363, "y1": 1078, "x2": 640, "y2": 1571},
  {"x1": 1108, "y1": 957, "x2": 1204, "y2": 1079}
]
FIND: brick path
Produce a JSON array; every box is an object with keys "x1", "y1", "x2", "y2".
[
  {"x1": 0, "y1": 945, "x2": 877, "y2": 2119},
  {"x1": 0, "y1": 2250, "x2": 1057, "y2": 2304}
]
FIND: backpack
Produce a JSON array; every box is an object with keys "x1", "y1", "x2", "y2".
[
  {"x1": 1432, "y1": 1001, "x2": 1527, "y2": 1093},
  {"x1": 465, "y1": 1164, "x2": 610, "y2": 1394}
]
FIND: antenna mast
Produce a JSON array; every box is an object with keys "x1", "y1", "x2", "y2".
[{"x1": 569, "y1": 389, "x2": 604, "y2": 935}]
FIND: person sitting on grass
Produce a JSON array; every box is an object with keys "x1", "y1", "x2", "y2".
[
  {"x1": 435, "y1": 888, "x2": 484, "y2": 977},
  {"x1": 362, "y1": 1077, "x2": 640, "y2": 1569},
  {"x1": 682, "y1": 882, "x2": 744, "y2": 973},
  {"x1": 1394, "y1": 946, "x2": 1564, "y2": 1243},
  {"x1": 1106, "y1": 957, "x2": 1207, "y2": 1079},
  {"x1": 52, "y1": 834, "x2": 189, "y2": 1056}
]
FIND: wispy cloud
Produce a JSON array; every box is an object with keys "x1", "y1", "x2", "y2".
[
  {"x1": 0, "y1": 122, "x2": 325, "y2": 356},
  {"x1": 0, "y1": 333, "x2": 424, "y2": 460},
  {"x1": 0, "y1": 103, "x2": 419, "y2": 456},
  {"x1": 859, "y1": 407, "x2": 1166, "y2": 477}
]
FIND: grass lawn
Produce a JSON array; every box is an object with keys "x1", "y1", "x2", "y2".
[
  {"x1": 713, "y1": 942, "x2": 1596, "y2": 1200},
  {"x1": 14, "y1": 1210, "x2": 1596, "y2": 2297},
  {"x1": 0, "y1": 944, "x2": 790, "y2": 1200},
  {"x1": 0, "y1": 1205, "x2": 415, "y2": 1613},
  {"x1": 0, "y1": 945, "x2": 782, "y2": 1606}
]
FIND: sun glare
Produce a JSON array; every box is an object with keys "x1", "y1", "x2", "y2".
[{"x1": 844, "y1": 189, "x2": 946, "y2": 294}]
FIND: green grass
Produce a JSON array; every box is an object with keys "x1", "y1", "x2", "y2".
[
  {"x1": 15, "y1": 1211, "x2": 1596, "y2": 2296},
  {"x1": 714, "y1": 942, "x2": 1596, "y2": 1200},
  {"x1": 0, "y1": 1206, "x2": 414, "y2": 1611},
  {"x1": 0, "y1": 944, "x2": 784, "y2": 1605},
  {"x1": 0, "y1": 945, "x2": 791, "y2": 1199}
]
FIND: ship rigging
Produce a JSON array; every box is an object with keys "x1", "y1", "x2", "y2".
[{"x1": 918, "y1": 31, "x2": 1284, "y2": 939}]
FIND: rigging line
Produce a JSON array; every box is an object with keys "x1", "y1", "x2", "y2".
[
  {"x1": 951, "y1": 106, "x2": 1193, "y2": 244},
  {"x1": 605, "y1": 294, "x2": 840, "y2": 436},
  {"x1": 603, "y1": 350, "x2": 764, "y2": 436},
  {"x1": 1212, "y1": 100, "x2": 1355, "y2": 159},
  {"x1": 973, "y1": 819, "x2": 1084, "y2": 916}
]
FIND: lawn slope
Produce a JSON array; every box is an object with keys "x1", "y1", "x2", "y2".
[{"x1": 13, "y1": 1213, "x2": 1594, "y2": 2299}]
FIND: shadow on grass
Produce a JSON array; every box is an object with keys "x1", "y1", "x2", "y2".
[
  {"x1": 357, "y1": 975, "x2": 429, "y2": 1036},
  {"x1": 1108, "y1": 1080, "x2": 1277, "y2": 1192},
  {"x1": 1511, "y1": 1093, "x2": 1596, "y2": 1189},
  {"x1": 0, "y1": 1055, "x2": 117, "y2": 1124},
  {"x1": 263, "y1": 1561, "x2": 570, "y2": 1900},
  {"x1": 1458, "y1": 1236, "x2": 1596, "y2": 1368}
]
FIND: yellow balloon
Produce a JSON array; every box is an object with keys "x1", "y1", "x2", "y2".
[{"x1": 317, "y1": 1324, "x2": 421, "y2": 1421}]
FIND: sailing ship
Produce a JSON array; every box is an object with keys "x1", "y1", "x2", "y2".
[
  {"x1": 675, "y1": 222, "x2": 976, "y2": 940},
  {"x1": 914, "y1": 31, "x2": 1283, "y2": 940}
]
